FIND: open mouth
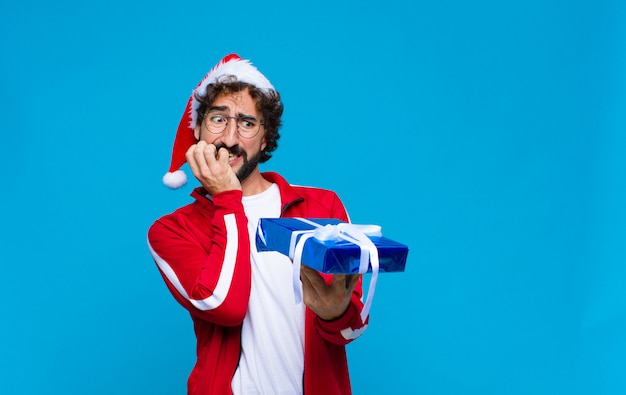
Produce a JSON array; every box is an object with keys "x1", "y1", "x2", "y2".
[{"x1": 214, "y1": 144, "x2": 243, "y2": 163}]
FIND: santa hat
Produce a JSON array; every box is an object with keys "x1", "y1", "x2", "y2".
[{"x1": 162, "y1": 53, "x2": 275, "y2": 189}]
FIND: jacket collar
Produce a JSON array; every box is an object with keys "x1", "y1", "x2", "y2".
[{"x1": 259, "y1": 172, "x2": 304, "y2": 214}]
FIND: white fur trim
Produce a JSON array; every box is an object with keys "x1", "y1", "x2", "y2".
[
  {"x1": 163, "y1": 170, "x2": 187, "y2": 189},
  {"x1": 190, "y1": 58, "x2": 274, "y2": 128}
]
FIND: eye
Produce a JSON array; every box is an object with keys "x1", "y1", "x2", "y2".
[
  {"x1": 209, "y1": 114, "x2": 227, "y2": 124},
  {"x1": 239, "y1": 117, "x2": 258, "y2": 130}
]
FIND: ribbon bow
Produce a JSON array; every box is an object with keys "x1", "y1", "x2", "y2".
[{"x1": 288, "y1": 218, "x2": 381, "y2": 323}]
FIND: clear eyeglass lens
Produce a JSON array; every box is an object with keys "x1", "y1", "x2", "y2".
[{"x1": 238, "y1": 118, "x2": 258, "y2": 132}]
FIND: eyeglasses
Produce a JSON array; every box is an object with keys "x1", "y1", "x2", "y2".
[{"x1": 201, "y1": 111, "x2": 264, "y2": 139}]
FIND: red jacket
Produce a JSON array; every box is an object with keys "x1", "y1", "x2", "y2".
[{"x1": 148, "y1": 172, "x2": 367, "y2": 395}]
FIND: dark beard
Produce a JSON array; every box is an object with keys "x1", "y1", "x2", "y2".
[{"x1": 214, "y1": 143, "x2": 262, "y2": 182}]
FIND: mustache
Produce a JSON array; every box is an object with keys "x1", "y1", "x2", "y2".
[{"x1": 213, "y1": 143, "x2": 245, "y2": 157}]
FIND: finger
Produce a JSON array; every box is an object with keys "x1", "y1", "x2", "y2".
[
  {"x1": 300, "y1": 267, "x2": 322, "y2": 306},
  {"x1": 205, "y1": 144, "x2": 227, "y2": 176},
  {"x1": 204, "y1": 145, "x2": 232, "y2": 178},
  {"x1": 185, "y1": 144, "x2": 200, "y2": 176},
  {"x1": 300, "y1": 265, "x2": 325, "y2": 286},
  {"x1": 331, "y1": 274, "x2": 347, "y2": 290},
  {"x1": 193, "y1": 142, "x2": 213, "y2": 178},
  {"x1": 201, "y1": 143, "x2": 218, "y2": 166},
  {"x1": 300, "y1": 265, "x2": 325, "y2": 295},
  {"x1": 300, "y1": 267, "x2": 313, "y2": 294},
  {"x1": 346, "y1": 274, "x2": 361, "y2": 292},
  {"x1": 216, "y1": 147, "x2": 230, "y2": 165}
]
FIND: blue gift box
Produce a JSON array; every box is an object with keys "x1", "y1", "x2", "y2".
[{"x1": 255, "y1": 218, "x2": 409, "y2": 274}]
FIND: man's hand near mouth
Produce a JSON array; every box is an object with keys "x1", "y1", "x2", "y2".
[{"x1": 185, "y1": 140, "x2": 242, "y2": 195}]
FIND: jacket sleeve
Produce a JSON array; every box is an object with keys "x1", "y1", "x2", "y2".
[
  {"x1": 147, "y1": 190, "x2": 251, "y2": 327},
  {"x1": 313, "y1": 192, "x2": 369, "y2": 345}
]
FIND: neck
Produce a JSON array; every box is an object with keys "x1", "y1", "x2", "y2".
[{"x1": 241, "y1": 168, "x2": 272, "y2": 196}]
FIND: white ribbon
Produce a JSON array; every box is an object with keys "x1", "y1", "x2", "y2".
[{"x1": 288, "y1": 218, "x2": 381, "y2": 323}]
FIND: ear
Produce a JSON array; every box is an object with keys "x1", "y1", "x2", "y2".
[
  {"x1": 261, "y1": 135, "x2": 267, "y2": 151},
  {"x1": 194, "y1": 125, "x2": 201, "y2": 141}
]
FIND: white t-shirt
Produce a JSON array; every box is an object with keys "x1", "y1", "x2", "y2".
[{"x1": 231, "y1": 183, "x2": 305, "y2": 395}]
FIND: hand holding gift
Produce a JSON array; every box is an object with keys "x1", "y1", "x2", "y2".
[
  {"x1": 300, "y1": 265, "x2": 361, "y2": 320},
  {"x1": 256, "y1": 218, "x2": 409, "y2": 322}
]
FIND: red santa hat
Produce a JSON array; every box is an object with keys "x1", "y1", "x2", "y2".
[{"x1": 162, "y1": 53, "x2": 275, "y2": 189}]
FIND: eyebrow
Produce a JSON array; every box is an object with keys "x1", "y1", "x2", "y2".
[
  {"x1": 207, "y1": 106, "x2": 259, "y2": 120},
  {"x1": 208, "y1": 105, "x2": 229, "y2": 112}
]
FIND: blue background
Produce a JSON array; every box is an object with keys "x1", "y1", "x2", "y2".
[{"x1": 1, "y1": 0, "x2": 625, "y2": 394}]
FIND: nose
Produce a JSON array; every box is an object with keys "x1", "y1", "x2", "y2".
[{"x1": 220, "y1": 117, "x2": 239, "y2": 146}]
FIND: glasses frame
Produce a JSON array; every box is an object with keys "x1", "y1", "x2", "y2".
[{"x1": 201, "y1": 112, "x2": 265, "y2": 139}]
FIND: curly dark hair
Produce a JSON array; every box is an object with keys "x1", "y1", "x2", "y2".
[{"x1": 194, "y1": 76, "x2": 284, "y2": 163}]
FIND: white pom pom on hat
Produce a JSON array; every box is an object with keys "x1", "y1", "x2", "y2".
[{"x1": 162, "y1": 53, "x2": 275, "y2": 189}]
